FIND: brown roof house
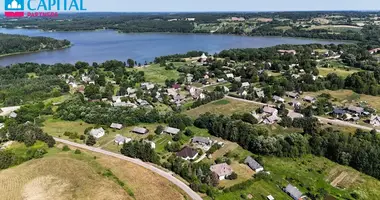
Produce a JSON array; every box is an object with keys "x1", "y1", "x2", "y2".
[
  {"x1": 210, "y1": 163, "x2": 233, "y2": 180},
  {"x1": 176, "y1": 146, "x2": 198, "y2": 160}
]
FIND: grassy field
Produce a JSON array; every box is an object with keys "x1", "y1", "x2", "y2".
[
  {"x1": 318, "y1": 67, "x2": 360, "y2": 78},
  {"x1": 303, "y1": 89, "x2": 380, "y2": 111},
  {"x1": 128, "y1": 64, "x2": 180, "y2": 85},
  {"x1": 307, "y1": 25, "x2": 362, "y2": 32},
  {"x1": 185, "y1": 98, "x2": 259, "y2": 118},
  {"x1": 0, "y1": 145, "x2": 189, "y2": 200}
]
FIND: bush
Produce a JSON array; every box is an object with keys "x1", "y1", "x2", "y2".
[
  {"x1": 228, "y1": 172, "x2": 238, "y2": 180},
  {"x1": 62, "y1": 145, "x2": 70, "y2": 151},
  {"x1": 74, "y1": 149, "x2": 81, "y2": 154}
]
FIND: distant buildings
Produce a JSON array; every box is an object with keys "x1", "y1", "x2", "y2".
[{"x1": 278, "y1": 50, "x2": 297, "y2": 55}]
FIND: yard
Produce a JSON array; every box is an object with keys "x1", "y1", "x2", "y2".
[
  {"x1": 185, "y1": 98, "x2": 259, "y2": 118},
  {"x1": 318, "y1": 66, "x2": 360, "y2": 78},
  {"x1": 128, "y1": 63, "x2": 180, "y2": 85}
]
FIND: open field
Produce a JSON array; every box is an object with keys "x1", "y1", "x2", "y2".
[
  {"x1": 318, "y1": 67, "x2": 360, "y2": 77},
  {"x1": 303, "y1": 89, "x2": 380, "y2": 111},
  {"x1": 0, "y1": 146, "x2": 189, "y2": 200},
  {"x1": 185, "y1": 98, "x2": 259, "y2": 118},
  {"x1": 128, "y1": 64, "x2": 180, "y2": 85},
  {"x1": 306, "y1": 25, "x2": 362, "y2": 32}
]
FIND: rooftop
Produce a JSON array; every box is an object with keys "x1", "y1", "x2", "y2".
[{"x1": 210, "y1": 163, "x2": 233, "y2": 177}]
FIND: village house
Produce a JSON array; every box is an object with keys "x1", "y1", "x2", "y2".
[
  {"x1": 241, "y1": 82, "x2": 250, "y2": 88},
  {"x1": 231, "y1": 17, "x2": 245, "y2": 21},
  {"x1": 0, "y1": 123, "x2": 4, "y2": 129},
  {"x1": 112, "y1": 96, "x2": 123, "y2": 103},
  {"x1": 287, "y1": 112, "x2": 304, "y2": 120},
  {"x1": 81, "y1": 74, "x2": 92, "y2": 83},
  {"x1": 347, "y1": 105, "x2": 364, "y2": 115},
  {"x1": 343, "y1": 113, "x2": 360, "y2": 122},
  {"x1": 192, "y1": 136, "x2": 212, "y2": 146},
  {"x1": 176, "y1": 146, "x2": 198, "y2": 160},
  {"x1": 238, "y1": 89, "x2": 248, "y2": 97},
  {"x1": 114, "y1": 134, "x2": 132, "y2": 145},
  {"x1": 303, "y1": 96, "x2": 316, "y2": 103},
  {"x1": 189, "y1": 87, "x2": 205, "y2": 100},
  {"x1": 144, "y1": 140, "x2": 156, "y2": 149},
  {"x1": 223, "y1": 86, "x2": 230, "y2": 93},
  {"x1": 167, "y1": 88, "x2": 178, "y2": 97},
  {"x1": 200, "y1": 53, "x2": 207, "y2": 62},
  {"x1": 263, "y1": 106, "x2": 278, "y2": 116},
  {"x1": 226, "y1": 73, "x2": 234, "y2": 79},
  {"x1": 273, "y1": 95, "x2": 285, "y2": 103},
  {"x1": 131, "y1": 127, "x2": 149, "y2": 134},
  {"x1": 210, "y1": 163, "x2": 233, "y2": 180},
  {"x1": 285, "y1": 92, "x2": 300, "y2": 99},
  {"x1": 163, "y1": 126, "x2": 180, "y2": 135},
  {"x1": 332, "y1": 108, "x2": 346, "y2": 117},
  {"x1": 186, "y1": 74, "x2": 194, "y2": 83},
  {"x1": 172, "y1": 84, "x2": 181, "y2": 90},
  {"x1": 368, "y1": 48, "x2": 380, "y2": 54},
  {"x1": 267, "y1": 195, "x2": 275, "y2": 200},
  {"x1": 110, "y1": 123, "x2": 123, "y2": 130},
  {"x1": 244, "y1": 156, "x2": 264, "y2": 172},
  {"x1": 283, "y1": 184, "x2": 306, "y2": 200},
  {"x1": 89, "y1": 127, "x2": 105, "y2": 139},
  {"x1": 141, "y1": 82, "x2": 155, "y2": 90},
  {"x1": 217, "y1": 78, "x2": 225, "y2": 83},
  {"x1": 9, "y1": 111, "x2": 17, "y2": 118},
  {"x1": 278, "y1": 50, "x2": 297, "y2": 55},
  {"x1": 289, "y1": 100, "x2": 301, "y2": 108},
  {"x1": 254, "y1": 88, "x2": 265, "y2": 98},
  {"x1": 234, "y1": 76, "x2": 242, "y2": 82},
  {"x1": 127, "y1": 87, "x2": 136, "y2": 95},
  {"x1": 370, "y1": 115, "x2": 380, "y2": 126},
  {"x1": 263, "y1": 115, "x2": 281, "y2": 125}
]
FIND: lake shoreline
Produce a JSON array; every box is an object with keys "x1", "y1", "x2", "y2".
[{"x1": 0, "y1": 44, "x2": 72, "y2": 59}]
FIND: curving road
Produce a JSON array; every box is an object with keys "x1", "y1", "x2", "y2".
[
  {"x1": 225, "y1": 96, "x2": 380, "y2": 132},
  {"x1": 53, "y1": 137, "x2": 203, "y2": 200}
]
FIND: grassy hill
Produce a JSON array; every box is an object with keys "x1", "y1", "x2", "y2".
[{"x1": 0, "y1": 146, "x2": 188, "y2": 200}]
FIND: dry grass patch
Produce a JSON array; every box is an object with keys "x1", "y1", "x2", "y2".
[
  {"x1": 185, "y1": 98, "x2": 259, "y2": 118},
  {"x1": 219, "y1": 162, "x2": 255, "y2": 188}
]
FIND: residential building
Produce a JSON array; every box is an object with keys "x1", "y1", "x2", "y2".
[
  {"x1": 278, "y1": 50, "x2": 297, "y2": 55},
  {"x1": 163, "y1": 126, "x2": 180, "y2": 135},
  {"x1": 127, "y1": 87, "x2": 136, "y2": 94},
  {"x1": 226, "y1": 73, "x2": 234, "y2": 78},
  {"x1": 254, "y1": 88, "x2": 265, "y2": 98},
  {"x1": 217, "y1": 78, "x2": 225, "y2": 83},
  {"x1": 263, "y1": 115, "x2": 281, "y2": 125},
  {"x1": 368, "y1": 48, "x2": 380, "y2": 54},
  {"x1": 200, "y1": 53, "x2": 207, "y2": 62},
  {"x1": 234, "y1": 77, "x2": 242, "y2": 82},
  {"x1": 283, "y1": 184, "x2": 305, "y2": 200},
  {"x1": 141, "y1": 82, "x2": 155, "y2": 90},
  {"x1": 303, "y1": 96, "x2": 316, "y2": 103},
  {"x1": 285, "y1": 92, "x2": 300, "y2": 99},
  {"x1": 0, "y1": 123, "x2": 4, "y2": 129},
  {"x1": 347, "y1": 105, "x2": 364, "y2": 115},
  {"x1": 192, "y1": 136, "x2": 212, "y2": 146},
  {"x1": 210, "y1": 163, "x2": 233, "y2": 180},
  {"x1": 110, "y1": 123, "x2": 123, "y2": 130},
  {"x1": 9, "y1": 111, "x2": 17, "y2": 118},
  {"x1": 287, "y1": 112, "x2": 304, "y2": 120},
  {"x1": 273, "y1": 96, "x2": 285, "y2": 103},
  {"x1": 244, "y1": 156, "x2": 264, "y2": 172},
  {"x1": 176, "y1": 146, "x2": 198, "y2": 160},
  {"x1": 241, "y1": 82, "x2": 250, "y2": 88},
  {"x1": 167, "y1": 88, "x2": 178, "y2": 97},
  {"x1": 289, "y1": 100, "x2": 301, "y2": 108},
  {"x1": 370, "y1": 115, "x2": 380, "y2": 126},
  {"x1": 263, "y1": 106, "x2": 278, "y2": 116},
  {"x1": 144, "y1": 140, "x2": 156, "y2": 149},
  {"x1": 89, "y1": 127, "x2": 105, "y2": 139},
  {"x1": 267, "y1": 195, "x2": 274, "y2": 200},
  {"x1": 112, "y1": 96, "x2": 123, "y2": 103},
  {"x1": 223, "y1": 86, "x2": 230, "y2": 93},
  {"x1": 132, "y1": 127, "x2": 149, "y2": 134},
  {"x1": 114, "y1": 134, "x2": 132, "y2": 145},
  {"x1": 238, "y1": 89, "x2": 248, "y2": 96}
]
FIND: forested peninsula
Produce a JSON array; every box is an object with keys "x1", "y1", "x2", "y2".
[{"x1": 0, "y1": 33, "x2": 71, "y2": 57}]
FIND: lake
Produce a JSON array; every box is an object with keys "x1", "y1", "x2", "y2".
[{"x1": 0, "y1": 28, "x2": 346, "y2": 66}]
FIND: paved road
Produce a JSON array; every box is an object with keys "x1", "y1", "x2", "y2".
[
  {"x1": 225, "y1": 96, "x2": 380, "y2": 132},
  {"x1": 54, "y1": 138, "x2": 203, "y2": 200}
]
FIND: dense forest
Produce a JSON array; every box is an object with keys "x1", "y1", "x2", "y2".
[{"x1": 0, "y1": 33, "x2": 70, "y2": 56}]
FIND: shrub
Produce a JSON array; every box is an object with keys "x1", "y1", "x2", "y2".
[
  {"x1": 62, "y1": 145, "x2": 70, "y2": 151},
  {"x1": 74, "y1": 149, "x2": 81, "y2": 154}
]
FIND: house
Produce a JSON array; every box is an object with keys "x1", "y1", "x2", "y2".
[
  {"x1": 368, "y1": 48, "x2": 380, "y2": 54},
  {"x1": 370, "y1": 115, "x2": 380, "y2": 126},
  {"x1": 9, "y1": 112, "x2": 17, "y2": 118},
  {"x1": 223, "y1": 86, "x2": 230, "y2": 93},
  {"x1": 273, "y1": 96, "x2": 285, "y2": 103},
  {"x1": 176, "y1": 146, "x2": 198, "y2": 160},
  {"x1": 163, "y1": 126, "x2": 180, "y2": 135},
  {"x1": 81, "y1": 75, "x2": 91, "y2": 83},
  {"x1": 263, "y1": 115, "x2": 281, "y2": 124},
  {"x1": 332, "y1": 108, "x2": 346, "y2": 117},
  {"x1": 172, "y1": 84, "x2": 181, "y2": 90},
  {"x1": 241, "y1": 82, "x2": 250, "y2": 88},
  {"x1": 285, "y1": 92, "x2": 300, "y2": 99},
  {"x1": 234, "y1": 77, "x2": 242, "y2": 82},
  {"x1": 132, "y1": 127, "x2": 149, "y2": 134},
  {"x1": 210, "y1": 163, "x2": 233, "y2": 180},
  {"x1": 192, "y1": 136, "x2": 212, "y2": 146},
  {"x1": 283, "y1": 184, "x2": 305, "y2": 200},
  {"x1": 127, "y1": 87, "x2": 136, "y2": 94},
  {"x1": 289, "y1": 100, "x2": 301, "y2": 108},
  {"x1": 263, "y1": 106, "x2": 278, "y2": 116},
  {"x1": 267, "y1": 195, "x2": 275, "y2": 200},
  {"x1": 217, "y1": 78, "x2": 225, "y2": 83},
  {"x1": 231, "y1": 17, "x2": 245, "y2": 21},
  {"x1": 226, "y1": 73, "x2": 234, "y2": 78},
  {"x1": 186, "y1": 18, "x2": 195, "y2": 21},
  {"x1": 303, "y1": 96, "x2": 316, "y2": 103},
  {"x1": 114, "y1": 134, "x2": 132, "y2": 145},
  {"x1": 254, "y1": 88, "x2": 265, "y2": 98},
  {"x1": 278, "y1": 50, "x2": 297, "y2": 55},
  {"x1": 110, "y1": 123, "x2": 123, "y2": 130},
  {"x1": 141, "y1": 82, "x2": 155, "y2": 90},
  {"x1": 0, "y1": 123, "x2": 4, "y2": 129},
  {"x1": 287, "y1": 112, "x2": 304, "y2": 120},
  {"x1": 113, "y1": 102, "x2": 128, "y2": 107},
  {"x1": 112, "y1": 96, "x2": 123, "y2": 103},
  {"x1": 347, "y1": 105, "x2": 364, "y2": 115},
  {"x1": 292, "y1": 74, "x2": 301, "y2": 79},
  {"x1": 244, "y1": 156, "x2": 264, "y2": 172},
  {"x1": 189, "y1": 87, "x2": 205, "y2": 100},
  {"x1": 89, "y1": 128, "x2": 105, "y2": 139},
  {"x1": 238, "y1": 90, "x2": 248, "y2": 96},
  {"x1": 200, "y1": 53, "x2": 207, "y2": 62}
]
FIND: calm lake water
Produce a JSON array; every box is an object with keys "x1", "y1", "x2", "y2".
[{"x1": 0, "y1": 28, "x2": 346, "y2": 66}]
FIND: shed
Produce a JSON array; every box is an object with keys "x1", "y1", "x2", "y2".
[
  {"x1": 244, "y1": 156, "x2": 264, "y2": 172},
  {"x1": 110, "y1": 123, "x2": 123, "y2": 130},
  {"x1": 163, "y1": 126, "x2": 180, "y2": 135},
  {"x1": 132, "y1": 127, "x2": 149, "y2": 134}
]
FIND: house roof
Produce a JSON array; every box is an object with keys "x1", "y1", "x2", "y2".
[
  {"x1": 164, "y1": 126, "x2": 180, "y2": 135},
  {"x1": 90, "y1": 127, "x2": 105, "y2": 138},
  {"x1": 286, "y1": 91, "x2": 299, "y2": 98},
  {"x1": 110, "y1": 123, "x2": 123, "y2": 129},
  {"x1": 9, "y1": 112, "x2": 17, "y2": 118},
  {"x1": 347, "y1": 105, "x2": 364, "y2": 114},
  {"x1": 263, "y1": 106, "x2": 277, "y2": 115},
  {"x1": 176, "y1": 146, "x2": 198, "y2": 158},
  {"x1": 284, "y1": 184, "x2": 303, "y2": 199},
  {"x1": 333, "y1": 108, "x2": 346, "y2": 115},
  {"x1": 210, "y1": 163, "x2": 233, "y2": 177},
  {"x1": 303, "y1": 96, "x2": 315, "y2": 101},
  {"x1": 244, "y1": 156, "x2": 263, "y2": 170},
  {"x1": 287, "y1": 112, "x2": 304, "y2": 119},
  {"x1": 132, "y1": 127, "x2": 149, "y2": 134},
  {"x1": 273, "y1": 95, "x2": 284, "y2": 101},
  {"x1": 192, "y1": 136, "x2": 212, "y2": 145},
  {"x1": 241, "y1": 82, "x2": 250, "y2": 87}
]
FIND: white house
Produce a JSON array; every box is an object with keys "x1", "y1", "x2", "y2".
[
  {"x1": 244, "y1": 156, "x2": 264, "y2": 172},
  {"x1": 110, "y1": 123, "x2": 123, "y2": 130},
  {"x1": 0, "y1": 123, "x2": 4, "y2": 129},
  {"x1": 89, "y1": 127, "x2": 105, "y2": 139},
  {"x1": 114, "y1": 134, "x2": 132, "y2": 145},
  {"x1": 210, "y1": 163, "x2": 233, "y2": 180}
]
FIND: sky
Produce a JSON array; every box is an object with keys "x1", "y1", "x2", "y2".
[{"x1": 1, "y1": 0, "x2": 380, "y2": 12}]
